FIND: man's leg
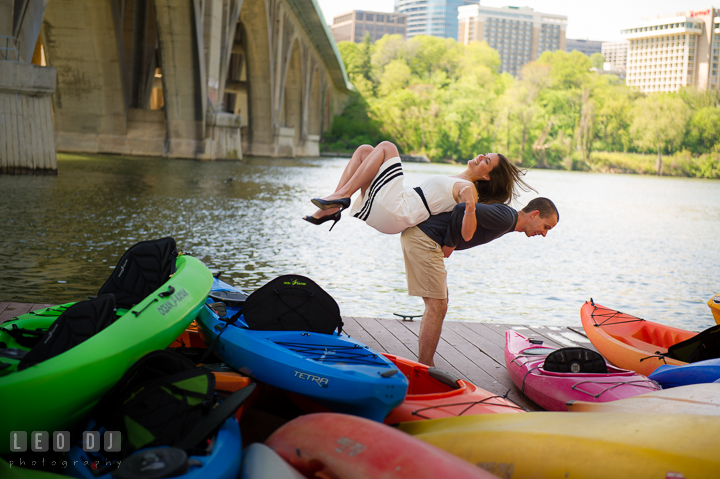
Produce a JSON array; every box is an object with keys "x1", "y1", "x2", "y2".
[
  {"x1": 400, "y1": 226, "x2": 448, "y2": 367},
  {"x1": 418, "y1": 295, "x2": 448, "y2": 366}
]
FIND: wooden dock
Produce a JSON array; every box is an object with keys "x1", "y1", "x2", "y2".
[{"x1": 0, "y1": 302, "x2": 597, "y2": 411}]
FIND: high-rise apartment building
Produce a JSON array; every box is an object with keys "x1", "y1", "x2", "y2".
[
  {"x1": 602, "y1": 41, "x2": 629, "y2": 71},
  {"x1": 457, "y1": 5, "x2": 567, "y2": 76},
  {"x1": 565, "y1": 39, "x2": 603, "y2": 56},
  {"x1": 332, "y1": 11, "x2": 408, "y2": 44},
  {"x1": 398, "y1": 0, "x2": 479, "y2": 40},
  {"x1": 622, "y1": 7, "x2": 719, "y2": 92}
]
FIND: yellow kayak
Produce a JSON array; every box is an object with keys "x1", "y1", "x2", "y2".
[
  {"x1": 567, "y1": 383, "x2": 720, "y2": 415},
  {"x1": 399, "y1": 413, "x2": 720, "y2": 479},
  {"x1": 709, "y1": 292, "x2": 720, "y2": 324}
]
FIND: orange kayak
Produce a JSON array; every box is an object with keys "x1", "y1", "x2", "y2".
[
  {"x1": 169, "y1": 321, "x2": 205, "y2": 348},
  {"x1": 580, "y1": 300, "x2": 695, "y2": 376},
  {"x1": 266, "y1": 413, "x2": 500, "y2": 479},
  {"x1": 383, "y1": 353, "x2": 524, "y2": 423}
]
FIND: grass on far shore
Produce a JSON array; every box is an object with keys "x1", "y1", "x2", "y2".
[{"x1": 580, "y1": 151, "x2": 720, "y2": 179}]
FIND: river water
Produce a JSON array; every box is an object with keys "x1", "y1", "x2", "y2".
[{"x1": 1, "y1": 154, "x2": 719, "y2": 331}]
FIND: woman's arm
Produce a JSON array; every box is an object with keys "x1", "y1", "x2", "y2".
[{"x1": 459, "y1": 186, "x2": 476, "y2": 242}]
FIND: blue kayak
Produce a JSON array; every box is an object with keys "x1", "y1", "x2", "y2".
[
  {"x1": 648, "y1": 358, "x2": 720, "y2": 388},
  {"x1": 66, "y1": 416, "x2": 242, "y2": 479},
  {"x1": 196, "y1": 285, "x2": 408, "y2": 422}
]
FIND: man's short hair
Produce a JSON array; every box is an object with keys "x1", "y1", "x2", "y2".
[{"x1": 521, "y1": 197, "x2": 559, "y2": 221}]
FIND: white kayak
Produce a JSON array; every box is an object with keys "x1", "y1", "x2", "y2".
[
  {"x1": 566, "y1": 383, "x2": 720, "y2": 415},
  {"x1": 240, "y1": 443, "x2": 305, "y2": 479}
]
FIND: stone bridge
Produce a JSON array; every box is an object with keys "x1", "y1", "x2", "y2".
[{"x1": 1, "y1": 0, "x2": 351, "y2": 173}]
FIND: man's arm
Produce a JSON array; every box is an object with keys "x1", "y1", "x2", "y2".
[
  {"x1": 442, "y1": 203, "x2": 517, "y2": 249},
  {"x1": 442, "y1": 204, "x2": 469, "y2": 248}
]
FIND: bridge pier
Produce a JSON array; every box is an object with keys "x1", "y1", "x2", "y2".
[{"x1": 1, "y1": 0, "x2": 57, "y2": 174}]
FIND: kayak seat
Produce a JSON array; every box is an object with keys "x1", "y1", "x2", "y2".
[
  {"x1": 98, "y1": 237, "x2": 178, "y2": 309},
  {"x1": 17, "y1": 294, "x2": 116, "y2": 371},
  {"x1": 543, "y1": 347, "x2": 607, "y2": 374},
  {"x1": 666, "y1": 324, "x2": 720, "y2": 363},
  {"x1": 242, "y1": 274, "x2": 343, "y2": 335}
]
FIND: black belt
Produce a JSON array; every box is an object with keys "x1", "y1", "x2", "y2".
[{"x1": 413, "y1": 187, "x2": 432, "y2": 215}]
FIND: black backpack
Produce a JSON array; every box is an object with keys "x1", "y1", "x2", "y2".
[
  {"x1": 241, "y1": 275, "x2": 343, "y2": 334},
  {"x1": 17, "y1": 294, "x2": 116, "y2": 371},
  {"x1": 92, "y1": 350, "x2": 255, "y2": 458},
  {"x1": 98, "y1": 237, "x2": 178, "y2": 309},
  {"x1": 543, "y1": 347, "x2": 607, "y2": 373},
  {"x1": 665, "y1": 324, "x2": 720, "y2": 363}
]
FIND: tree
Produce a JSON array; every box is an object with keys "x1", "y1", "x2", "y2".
[
  {"x1": 378, "y1": 59, "x2": 412, "y2": 97},
  {"x1": 629, "y1": 94, "x2": 691, "y2": 175},
  {"x1": 686, "y1": 106, "x2": 720, "y2": 153},
  {"x1": 590, "y1": 52, "x2": 606, "y2": 70},
  {"x1": 371, "y1": 34, "x2": 407, "y2": 81}
]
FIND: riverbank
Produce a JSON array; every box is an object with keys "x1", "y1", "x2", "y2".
[{"x1": 320, "y1": 148, "x2": 720, "y2": 179}]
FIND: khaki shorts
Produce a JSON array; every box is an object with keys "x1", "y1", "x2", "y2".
[{"x1": 400, "y1": 226, "x2": 447, "y2": 299}]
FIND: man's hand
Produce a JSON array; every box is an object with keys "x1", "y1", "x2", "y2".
[{"x1": 442, "y1": 245, "x2": 455, "y2": 258}]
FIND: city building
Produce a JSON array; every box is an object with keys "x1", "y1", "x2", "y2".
[
  {"x1": 565, "y1": 38, "x2": 603, "y2": 56},
  {"x1": 398, "y1": 0, "x2": 479, "y2": 40},
  {"x1": 622, "y1": 7, "x2": 719, "y2": 92},
  {"x1": 602, "y1": 40, "x2": 629, "y2": 71},
  {"x1": 331, "y1": 11, "x2": 407, "y2": 44},
  {"x1": 457, "y1": 5, "x2": 567, "y2": 76}
]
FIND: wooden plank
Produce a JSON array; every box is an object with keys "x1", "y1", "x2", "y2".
[
  {"x1": 373, "y1": 318, "x2": 420, "y2": 361},
  {"x1": 341, "y1": 316, "x2": 386, "y2": 354},
  {"x1": 438, "y1": 324, "x2": 536, "y2": 408},
  {"x1": 357, "y1": 317, "x2": 417, "y2": 360},
  {"x1": 520, "y1": 326, "x2": 596, "y2": 352},
  {"x1": 447, "y1": 322, "x2": 507, "y2": 365},
  {"x1": 0, "y1": 303, "x2": 9, "y2": 316},
  {"x1": 0, "y1": 303, "x2": 34, "y2": 324},
  {"x1": 402, "y1": 320, "x2": 501, "y2": 389},
  {"x1": 396, "y1": 319, "x2": 468, "y2": 382}
]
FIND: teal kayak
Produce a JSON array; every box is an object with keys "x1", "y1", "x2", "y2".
[{"x1": 0, "y1": 254, "x2": 213, "y2": 453}]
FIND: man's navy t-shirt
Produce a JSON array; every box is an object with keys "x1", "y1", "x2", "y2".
[{"x1": 416, "y1": 203, "x2": 518, "y2": 250}]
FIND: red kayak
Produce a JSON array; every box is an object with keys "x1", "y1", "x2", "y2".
[
  {"x1": 265, "y1": 412, "x2": 500, "y2": 479},
  {"x1": 383, "y1": 353, "x2": 524, "y2": 423}
]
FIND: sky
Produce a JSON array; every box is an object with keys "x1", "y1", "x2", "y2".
[{"x1": 316, "y1": 0, "x2": 712, "y2": 42}]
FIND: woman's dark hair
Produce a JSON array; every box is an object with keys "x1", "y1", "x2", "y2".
[{"x1": 474, "y1": 153, "x2": 536, "y2": 204}]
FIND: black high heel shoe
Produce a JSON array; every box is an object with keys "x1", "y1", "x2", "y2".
[
  {"x1": 311, "y1": 197, "x2": 351, "y2": 211},
  {"x1": 303, "y1": 211, "x2": 342, "y2": 231}
]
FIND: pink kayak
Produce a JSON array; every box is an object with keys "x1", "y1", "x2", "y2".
[{"x1": 504, "y1": 330, "x2": 660, "y2": 411}]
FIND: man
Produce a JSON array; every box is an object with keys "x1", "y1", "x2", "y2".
[{"x1": 400, "y1": 197, "x2": 559, "y2": 366}]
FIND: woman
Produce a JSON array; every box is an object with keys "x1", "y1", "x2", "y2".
[{"x1": 304, "y1": 141, "x2": 533, "y2": 235}]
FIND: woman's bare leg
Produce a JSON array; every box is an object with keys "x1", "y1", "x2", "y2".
[
  {"x1": 322, "y1": 141, "x2": 399, "y2": 201},
  {"x1": 333, "y1": 144, "x2": 374, "y2": 192},
  {"x1": 309, "y1": 142, "x2": 399, "y2": 218}
]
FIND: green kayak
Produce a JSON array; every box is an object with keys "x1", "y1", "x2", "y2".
[{"x1": 0, "y1": 254, "x2": 212, "y2": 453}]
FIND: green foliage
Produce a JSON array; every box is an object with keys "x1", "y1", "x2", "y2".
[
  {"x1": 590, "y1": 52, "x2": 606, "y2": 70},
  {"x1": 630, "y1": 94, "x2": 690, "y2": 173},
  {"x1": 323, "y1": 35, "x2": 720, "y2": 178},
  {"x1": 322, "y1": 91, "x2": 384, "y2": 153}
]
